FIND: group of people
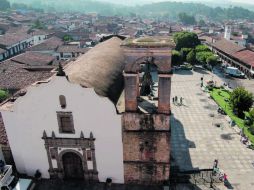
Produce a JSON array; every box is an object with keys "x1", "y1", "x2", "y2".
[
  {"x1": 212, "y1": 159, "x2": 228, "y2": 186},
  {"x1": 172, "y1": 96, "x2": 184, "y2": 106}
]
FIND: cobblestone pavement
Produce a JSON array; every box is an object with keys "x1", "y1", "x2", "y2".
[{"x1": 171, "y1": 70, "x2": 254, "y2": 190}]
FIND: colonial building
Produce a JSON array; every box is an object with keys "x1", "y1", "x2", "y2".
[
  {"x1": 0, "y1": 36, "x2": 174, "y2": 185},
  {"x1": 0, "y1": 32, "x2": 33, "y2": 61},
  {"x1": 121, "y1": 37, "x2": 174, "y2": 184}
]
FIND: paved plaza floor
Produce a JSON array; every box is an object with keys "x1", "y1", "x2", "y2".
[{"x1": 171, "y1": 70, "x2": 254, "y2": 190}]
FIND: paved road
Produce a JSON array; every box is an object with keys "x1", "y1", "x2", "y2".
[
  {"x1": 171, "y1": 70, "x2": 254, "y2": 190},
  {"x1": 212, "y1": 67, "x2": 254, "y2": 94}
]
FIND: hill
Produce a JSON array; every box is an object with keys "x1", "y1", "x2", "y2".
[{"x1": 8, "y1": 0, "x2": 254, "y2": 20}]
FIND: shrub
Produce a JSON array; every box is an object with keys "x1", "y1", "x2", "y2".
[
  {"x1": 0, "y1": 89, "x2": 8, "y2": 102},
  {"x1": 230, "y1": 87, "x2": 254, "y2": 118}
]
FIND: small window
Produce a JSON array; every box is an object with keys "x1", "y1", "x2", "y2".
[
  {"x1": 57, "y1": 112, "x2": 75, "y2": 134},
  {"x1": 86, "y1": 150, "x2": 92, "y2": 161},
  {"x1": 59, "y1": 95, "x2": 66, "y2": 108}
]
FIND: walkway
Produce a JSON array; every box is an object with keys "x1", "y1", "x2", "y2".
[{"x1": 171, "y1": 70, "x2": 254, "y2": 190}]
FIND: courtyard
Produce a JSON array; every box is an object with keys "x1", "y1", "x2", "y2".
[{"x1": 171, "y1": 69, "x2": 254, "y2": 190}]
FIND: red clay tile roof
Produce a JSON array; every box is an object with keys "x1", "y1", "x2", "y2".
[
  {"x1": 11, "y1": 52, "x2": 55, "y2": 66},
  {"x1": 0, "y1": 112, "x2": 8, "y2": 145},
  {"x1": 0, "y1": 60, "x2": 54, "y2": 91},
  {"x1": 234, "y1": 50, "x2": 254, "y2": 67},
  {"x1": 28, "y1": 36, "x2": 63, "y2": 51},
  {"x1": 57, "y1": 45, "x2": 87, "y2": 53},
  {"x1": 212, "y1": 39, "x2": 245, "y2": 55},
  {"x1": 0, "y1": 32, "x2": 32, "y2": 47}
]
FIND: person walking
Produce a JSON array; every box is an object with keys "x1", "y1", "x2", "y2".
[{"x1": 180, "y1": 97, "x2": 183, "y2": 105}]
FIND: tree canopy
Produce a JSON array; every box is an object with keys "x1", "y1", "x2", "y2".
[
  {"x1": 32, "y1": 19, "x2": 45, "y2": 29},
  {"x1": 186, "y1": 50, "x2": 196, "y2": 65},
  {"x1": 178, "y1": 12, "x2": 196, "y2": 25},
  {"x1": 0, "y1": 0, "x2": 10, "y2": 11},
  {"x1": 180, "y1": 48, "x2": 192, "y2": 62},
  {"x1": 206, "y1": 55, "x2": 218, "y2": 68},
  {"x1": 195, "y1": 45, "x2": 211, "y2": 52},
  {"x1": 173, "y1": 32, "x2": 200, "y2": 50},
  {"x1": 172, "y1": 50, "x2": 182, "y2": 66},
  {"x1": 230, "y1": 87, "x2": 254, "y2": 118}
]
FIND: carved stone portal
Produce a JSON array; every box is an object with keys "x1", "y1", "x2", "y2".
[{"x1": 42, "y1": 131, "x2": 98, "y2": 181}]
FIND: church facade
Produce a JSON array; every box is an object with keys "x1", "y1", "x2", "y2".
[{"x1": 0, "y1": 36, "x2": 174, "y2": 185}]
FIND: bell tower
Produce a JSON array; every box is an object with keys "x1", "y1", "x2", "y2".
[{"x1": 121, "y1": 37, "x2": 175, "y2": 185}]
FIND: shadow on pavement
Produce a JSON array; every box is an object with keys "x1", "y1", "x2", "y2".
[
  {"x1": 173, "y1": 70, "x2": 193, "y2": 75},
  {"x1": 34, "y1": 179, "x2": 164, "y2": 190}
]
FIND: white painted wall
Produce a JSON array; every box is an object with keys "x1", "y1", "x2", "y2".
[
  {"x1": 33, "y1": 35, "x2": 46, "y2": 46},
  {"x1": 1, "y1": 77, "x2": 124, "y2": 183}
]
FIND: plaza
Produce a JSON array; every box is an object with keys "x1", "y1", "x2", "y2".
[{"x1": 171, "y1": 70, "x2": 254, "y2": 190}]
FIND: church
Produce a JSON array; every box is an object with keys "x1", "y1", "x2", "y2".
[{"x1": 0, "y1": 36, "x2": 174, "y2": 185}]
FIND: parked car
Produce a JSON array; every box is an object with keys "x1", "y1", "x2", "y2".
[{"x1": 225, "y1": 67, "x2": 245, "y2": 78}]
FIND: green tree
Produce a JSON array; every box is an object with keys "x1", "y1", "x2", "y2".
[
  {"x1": 32, "y1": 19, "x2": 45, "y2": 29},
  {"x1": 0, "y1": 89, "x2": 8, "y2": 102},
  {"x1": 63, "y1": 35, "x2": 73, "y2": 42},
  {"x1": 178, "y1": 12, "x2": 196, "y2": 25},
  {"x1": 173, "y1": 32, "x2": 200, "y2": 50},
  {"x1": 12, "y1": 3, "x2": 28, "y2": 10},
  {"x1": 249, "y1": 108, "x2": 254, "y2": 135},
  {"x1": 206, "y1": 55, "x2": 218, "y2": 69},
  {"x1": 172, "y1": 50, "x2": 182, "y2": 66},
  {"x1": 198, "y1": 19, "x2": 206, "y2": 26},
  {"x1": 0, "y1": 0, "x2": 10, "y2": 10},
  {"x1": 195, "y1": 44, "x2": 211, "y2": 52},
  {"x1": 180, "y1": 48, "x2": 192, "y2": 62},
  {"x1": 196, "y1": 51, "x2": 213, "y2": 65},
  {"x1": 230, "y1": 87, "x2": 254, "y2": 118},
  {"x1": 186, "y1": 49, "x2": 196, "y2": 65}
]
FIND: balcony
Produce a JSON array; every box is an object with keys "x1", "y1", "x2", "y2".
[{"x1": 0, "y1": 165, "x2": 14, "y2": 188}]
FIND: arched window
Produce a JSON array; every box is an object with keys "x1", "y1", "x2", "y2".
[{"x1": 59, "y1": 95, "x2": 66, "y2": 108}]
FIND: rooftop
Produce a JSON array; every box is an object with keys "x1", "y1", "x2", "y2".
[
  {"x1": 211, "y1": 39, "x2": 245, "y2": 56},
  {"x1": 122, "y1": 36, "x2": 175, "y2": 48},
  {"x1": 11, "y1": 52, "x2": 56, "y2": 66},
  {"x1": 28, "y1": 37, "x2": 63, "y2": 51},
  {"x1": 234, "y1": 50, "x2": 254, "y2": 67},
  {"x1": 57, "y1": 45, "x2": 88, "y2": 53},
  {"x1": 0, "y1": 32, "x2": 32, "y2": 47},
  {"x1": 66, "y1": 37, "x2": 125, "y2": 104},
  {"x1": 0, "y1": 59, "x2": 54, "y2": 92}
]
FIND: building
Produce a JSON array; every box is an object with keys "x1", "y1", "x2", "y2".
[
  {"x1": 27, "y1": 36, "x2": 64, "y2": 57},
  {"x1": 56, "y1": 45, "x2": 87, "y2": 60},
  {"x1": 0, "y1": 32, "x2": 33, "y2": 61},
  {"x1": 0, "y1": 36, "x2": 174, "y2": 185},
  {"x1": 0, "y1": 53, "x2": 55, "y2": 93},
  {"x1": 1, "y1": 37, "x2": 125, "y2": 183},
  {"x1": 121, "y1": 37, "x2": 174, "y2": 184},
  {"x1": 210, "y1": 39, "x2": 254, "y2": 77}
]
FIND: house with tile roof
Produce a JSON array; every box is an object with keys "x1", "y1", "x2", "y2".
[
  {"x1": 0, "y1": 32, "x2": 34, "y2": 62},
  {"x1": 209, "y1": 39, "x2": 254, "y2": 77}
]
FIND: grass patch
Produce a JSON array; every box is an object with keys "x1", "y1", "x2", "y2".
[
  {"x1": 210, "y1": 88, "x2": 254, "y2": 143},
  {"x1": 0, "y1": 89, "x2": 9, "y2": 102}
]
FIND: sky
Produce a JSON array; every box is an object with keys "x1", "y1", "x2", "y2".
[{"x1": 98, "y1": 0, "x2": 254, "y2": 6}]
